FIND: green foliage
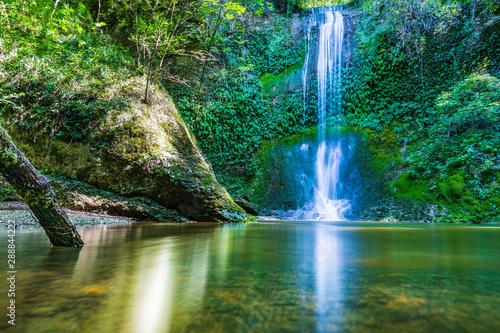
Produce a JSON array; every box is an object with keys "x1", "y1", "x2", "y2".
[
  {"x1": 346, "y1": 1, "x2": 500, "y2": 221},
  {"x1": 118, "y1": 0, "x2": 202, "y2": 103},
  {"x1": 360, "y1": 0, "x2": 462, "y2": 56},
  {"x1": 405, "y1": 71, "x2": 500, "y2": 200},
  {"x1": 260, "y1": 61, "x2": 303, "y2": 93},
  {"x1": 244, "y1": 16, "x2": 305, "y2": 76},
  {"x1": 344, "y1": 1, "x2": 500, "y2": 130},
  {"x1": 0, "y1": 0, "x2": 308, "y2": 193},
  {"x1": 462, "y1": 0, "x2": 500, "y2": 13},
  {"x1": 433, "y1": 68, "x2": 500, "y2": 136},
  {"x1": 0, "y1": 0, "x2": 135, "y2": 141},
  {"x1": 0, "y1": 183, "x2": 17, "y2": 202},
  {"x1": 438, "y1": 174, "x2": 466, "y2": 201},
  {"x1": 169, "y1": 69, "x2": 267, "y2": 172},
  {"x1": 374, "y1": 71, "x2": 500, "y2": 222},
  {"x1": 168, "y1": 13, "x2": 306, "y2": 177},
  {"x1": 0, "y1": 0, "x2": 90, "y2": 39},
  {"x1": 195, "y1": 0, "x2": 250, "y2": 53},
  {"x1": 240, "y1": 0, "x2": 274, "y2": 15},
  {"x1": 265, "y1": 0, "x2": 301, "y2": 13}
]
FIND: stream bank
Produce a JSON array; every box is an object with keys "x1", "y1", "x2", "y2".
[{"x1": 0, "y1": 202, "x2": 134, "y2": 230}]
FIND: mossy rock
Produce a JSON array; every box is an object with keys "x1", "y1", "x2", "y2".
[
  {"x1": 392, "y1": 171, "x2": 411, "y2": 195},
  {"x1": 438, "y1": 174, "x2": 466, "y2": 202},
  {"x1": 1, "y1": 77, "x2": 247, "y2": 222}
]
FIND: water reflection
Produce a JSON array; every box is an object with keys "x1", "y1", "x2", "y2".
[
  {"x1": 133, "y1": 239, "x2": 173, "y2": 333},
  {"x1": 315, "y1": 225, "x2": 343, "y2": 332},
  {"x1": 1, "y1": 222, "x2": 500, "y2": 332}
]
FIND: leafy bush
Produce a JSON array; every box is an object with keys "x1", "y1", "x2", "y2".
[
  {"x1": 438, "y1": 174, "x2": 466, "y2": 201},
  {"x1": 344, "y1": 1, "x2": 500, "y2": 221},
  {"x1": 433, "y1": 69, "x2": 500, "y2": 137},
  {"x1": 405, "y1": 70, "x2": 500, "y2": 198}
]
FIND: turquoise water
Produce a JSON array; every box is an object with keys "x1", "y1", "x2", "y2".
[{"x1": 1, "y1": 221, "x2": 500, "y2": 332}]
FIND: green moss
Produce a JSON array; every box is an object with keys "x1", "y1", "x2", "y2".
[
  {"x1": 390, "y1": 171, "x2": 432, "y2": 201},
  {"x1": 392, "y1": 171, "x2": 411, "y2": 195},
  {"x1": 365, "y1": 128, "x2": 402, "y2": 173},
  {"x1": 0, "y1": 150, "x2": 18, "y2": 167},
  {"x1": 0, "y1": 127, "x2": 19, "y2": 167},
  {"x1": 438, "y1": 174, "x2": 466, "y2": 201},
  {"x1": 260, "y1": 61, "x2": 304, "y2": 96}
]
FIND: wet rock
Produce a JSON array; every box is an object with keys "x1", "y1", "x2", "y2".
[
  {"x1": 50, "y1": 178, "x2": 186, "y2": 221},
  {"x1": 2, "y1": 172, "x2": 186, "y2": 221},
  {"x1": 234, "y1": 198, "x2": 260, "y2": 216}
]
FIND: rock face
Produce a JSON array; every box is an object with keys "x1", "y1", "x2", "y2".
[
  {"x1": 234, "y1": 198, "x2": 260, "y2": 216},
  {"x1": 2, "y1": 78, "x2": 247, "y2": 221},
  {"x1": 1, "y1": 174, "x2": 186, "y2": 221}
]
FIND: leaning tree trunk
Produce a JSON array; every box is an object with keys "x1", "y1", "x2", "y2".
[{"x1": 0, "y1": 126, "x2": 84, "y2": 247}]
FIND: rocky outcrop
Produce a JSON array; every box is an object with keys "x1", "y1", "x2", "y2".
[
  {"x1": 234, "y1": 197, "x2": 260, "y2": 216},
  {"x1": 1, "y1": 78, "x2": 248, "y2": 222},
  {"x1": 50, "y1": 177, "x2": 186, "y2": 221},
  {"x1": 0, "y1": 175, "x2": 185, "y2": 221}
]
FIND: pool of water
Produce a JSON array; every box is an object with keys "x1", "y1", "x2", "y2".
[{"x1": 1, "y1": 221, "x2": 500, "y2": 332}]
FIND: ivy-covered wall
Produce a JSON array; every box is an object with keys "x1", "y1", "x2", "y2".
[
  {"x1": 167, "y1": 12, "x2": 311, "y2": 178},
  {"x1": 176, "y1": 2, "x2": 500, "y2": 222},
  {"x1": 341, "y1": 3, "x2": 500, "y2": 222}
]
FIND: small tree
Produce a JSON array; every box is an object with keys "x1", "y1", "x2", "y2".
[
  {"x1": 193, "y1": 0, "x2": 246, "y2": 127},
  {"x1": 124, "y1": 0, "x2": 217, "y2": 104}
]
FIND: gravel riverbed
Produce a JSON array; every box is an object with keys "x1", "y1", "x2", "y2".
[{"x1": 0, "y1": 202, "x2": 135, "y2": 230}]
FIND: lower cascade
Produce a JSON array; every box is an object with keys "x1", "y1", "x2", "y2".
[
  {"x1": 293, "y1": 6, "x2": 350, "y2": 221},
  {"x1": 313, "y1": 142, "x2": 351, "y2": 220}
]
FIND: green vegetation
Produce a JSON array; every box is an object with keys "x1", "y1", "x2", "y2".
[
  {"x1": 400, "y1": 70, "x2": 500, "y2": 221},
  {"x1": 167, "y1": 12, "x2": 308, "y2": 175},
  {"x1": 1, "y1": 0, "x2": 498, "y2": 222},
  {"x1": 0, "y1": 0, "x2": 134, "y2": 141},
  {"x1": 0, "y1": 0, "x2": 307, "y2": 182},
  {"x1": 343, "y1": 0, "x2": 500, "y2": 221},
  {"x1": 260, "y1": 62, "x2": 302, "y2": 92},
  {"x1": 0, "y1": 0, "x2": 249, "y2": 221}
]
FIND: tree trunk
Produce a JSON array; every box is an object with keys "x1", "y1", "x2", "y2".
[{"x1": 0, "y1": 126, "x2": 84, "y2": 247}]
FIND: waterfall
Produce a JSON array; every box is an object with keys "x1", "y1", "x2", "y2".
[{"x1": 297, "y1": 6, "x2": 351, "y2": 221}]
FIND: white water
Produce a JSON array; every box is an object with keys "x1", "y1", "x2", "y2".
[{"x1": 297, "y1": 7, "x2": 351, "y2": 221}]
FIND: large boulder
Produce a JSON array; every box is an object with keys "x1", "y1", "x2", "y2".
[{"x1": 1, "y1": 78, "x2": 247, "y2": 221}]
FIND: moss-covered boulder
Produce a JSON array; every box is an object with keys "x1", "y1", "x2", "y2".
[
  {"x1": 438, "y1": 174, "x2": 467, "y2": 202},
  {"x1": 1, "y1": 78, "x2": 247, "y2": 221},
  {"x1": 0, "y1": 5, "x2": 250, "y2": 222}
]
